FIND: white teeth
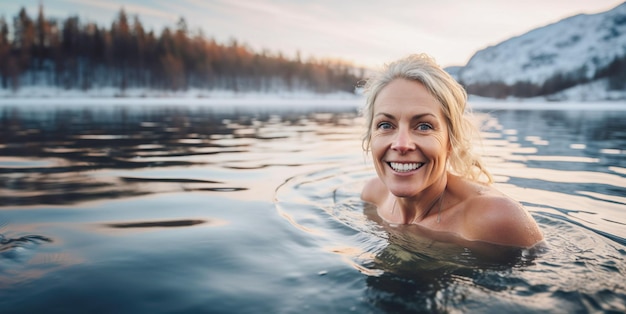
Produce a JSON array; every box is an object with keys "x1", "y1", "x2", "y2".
[{"x1": 389, "y1": 162, "x2": 423, "y2": 172}]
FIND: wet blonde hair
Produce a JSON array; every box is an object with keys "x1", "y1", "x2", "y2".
[{"x1": 362, "y1": 53, "x2": 493, "y2": 184}]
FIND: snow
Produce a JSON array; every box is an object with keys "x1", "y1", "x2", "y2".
[
  {"x1": 465, "y1": 78, "x2": 626, "y2": 103},
  {"x1": 543, "y1": 78, "x2": 626, "y2": 102},
  {"x1": 0, "y1": 85, "x2": 361, "y2": 100},
  {"x1": 4, "y1": 4, "x2": 626, "y2": 106},
  {"x1": 0, "y1": 86, "x2": 365, "y2": 110},
  {"x1": 1, "y1": 76, "x2": 623, "y2": 109},
  {"x1": 1, "y1": 85, "x2": 623, "y2": 112},
  {"x1": 468, "y1": 98, "x2": 626, "y2": 111},
  {"x1": 459, "y1": 2, "x2": 626, "y2": 86}
]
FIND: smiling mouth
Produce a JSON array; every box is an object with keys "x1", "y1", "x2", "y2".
[{"x1": 388, "y1": 162, "x2": 424, "y2": 173}]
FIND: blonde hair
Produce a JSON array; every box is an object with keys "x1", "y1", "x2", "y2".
[{"x1": 361, "y1": 54, "x2": 493, "y2": 183}]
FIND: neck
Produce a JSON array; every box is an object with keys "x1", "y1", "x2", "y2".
[{"x1": 392, "y1": 175, "x2": 447, "y2": 224}]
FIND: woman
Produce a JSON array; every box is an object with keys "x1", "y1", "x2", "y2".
[{"x1": 361, "y1": 54, "x2": 543, "y2": 248}]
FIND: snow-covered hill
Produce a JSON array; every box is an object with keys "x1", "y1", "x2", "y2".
[{"x1": 458, "y1": 2, "x2": 626, "y2": 88}]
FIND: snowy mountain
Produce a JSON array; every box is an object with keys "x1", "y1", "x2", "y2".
[{"x1": 456, "y1": 2, "x2": 626, "y2": 100}]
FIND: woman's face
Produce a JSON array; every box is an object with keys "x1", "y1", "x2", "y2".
[{"x1": 370, "y1": 78, "x2": 449, "y2": 198}]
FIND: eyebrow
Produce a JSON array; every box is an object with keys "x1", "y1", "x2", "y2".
[{"x1": 374, "y1": 112, "x2": 438, "y2": 120}]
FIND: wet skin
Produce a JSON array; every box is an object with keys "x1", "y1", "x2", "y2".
[{"x1": 362, "y1": 78, "x2": 543, "y2": 248}]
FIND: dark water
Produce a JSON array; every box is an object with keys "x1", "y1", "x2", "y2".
[{"x1": 0, "y1": 101, "x2": 624, "y2": 313}]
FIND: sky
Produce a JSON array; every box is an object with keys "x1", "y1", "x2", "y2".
[{"x1": 1, "y1": 0, "x2": 624, "y2": 68}]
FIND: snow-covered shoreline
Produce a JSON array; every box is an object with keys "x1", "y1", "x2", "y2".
[
  {"x1": 0, "y1": 87, "x2": 365, "y2": 109},
  {"x1": 1, "y1": 86, "x2": 624, "y2": 111}
]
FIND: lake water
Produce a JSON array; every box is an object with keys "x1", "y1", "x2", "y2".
[{"x1": 0, "y1": 100, "x2": 624, "y2": 313}]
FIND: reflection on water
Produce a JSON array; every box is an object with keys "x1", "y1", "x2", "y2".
[
  {"x1": 0, "y1": 105, "x2": 359, "y2": 206},
  {"x1": 105, "y1": 219, "x2": 208, "y2": 229},
  {"x1": 0, "y1": 103, "x2": 625, "y2": 313},
  {"x1": 479, "y1": 110, "x2": 626, "y2": 245},
  {"x1": 275, "y1": 107, "x2": 626, "y2": 313},
  {"x1": 0, "y1": 234, "x2": 52, "y2": 252}
]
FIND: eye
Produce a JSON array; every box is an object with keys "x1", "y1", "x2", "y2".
[
  {"x1": 416, "y1": 123, "x2": 433, "y2": 131},
  {"x1": 377, "y1": 122, "x2": 393, "y2": 130}
]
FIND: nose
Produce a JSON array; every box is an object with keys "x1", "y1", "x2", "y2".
[{"x1": 391, "y1": 127, "x2": 415, "y2": 154}]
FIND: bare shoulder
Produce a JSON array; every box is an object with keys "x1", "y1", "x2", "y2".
[
  {"x1": 461, "y1": 189, "x2": 543, "y2": 248},
  {"x1": 361, "y1": 177, "x2": 387, "y2": 205}
]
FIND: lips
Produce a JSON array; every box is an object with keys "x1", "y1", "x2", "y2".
[{"x1": 388, "y1": 162, "x2": 424, "y2": 172}]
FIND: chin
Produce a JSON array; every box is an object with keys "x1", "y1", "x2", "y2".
[{"x1": 386, "y1": 184, "x2": 420, "y2": 198}]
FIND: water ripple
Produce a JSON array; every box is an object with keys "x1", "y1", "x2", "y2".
[
  {"x1": 0, "y1": 234, "x2": 52, "y2": 253},
  {"x1": 105, "y1": 219, "x2": 209, "y2": 229}
]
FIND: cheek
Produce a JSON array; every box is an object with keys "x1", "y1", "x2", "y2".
[
  {"x1": 424, "y1": 136, "x2": 449, "y2": 159},
  {"x1": 369, "y1": 134, "x2": 385, "y2": 154}
]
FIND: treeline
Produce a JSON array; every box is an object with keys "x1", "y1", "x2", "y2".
[
  {"x1": 0, "y1": 6, "x2": 364, "y2": 93},
  {"x1": 460, "y1": 54, "x2": 626, "y2": 99}
]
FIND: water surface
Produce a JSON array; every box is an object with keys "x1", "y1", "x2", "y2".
[{"x1": 0, "y1": 101, "x2": 624, "y2": 313}]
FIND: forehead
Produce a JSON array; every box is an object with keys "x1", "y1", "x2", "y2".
[{"x1": 373, "y1": 78, "x2": 441, "y2": 115}]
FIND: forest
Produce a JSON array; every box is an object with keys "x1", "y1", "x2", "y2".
[{"x1": 0, "y1": 6, "x2": 364, "y2": 94}]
